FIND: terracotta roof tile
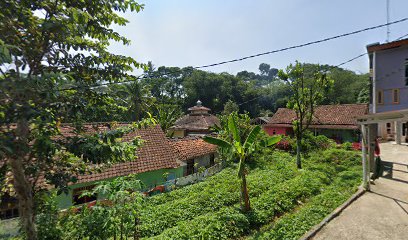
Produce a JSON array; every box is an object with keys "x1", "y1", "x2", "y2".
[
  {"x1": 170, "y1": 137, "x2": 217, "y2": 161},
  {"x1": 266, "y1": 104, "x2": 368, "y2": 130},
  {"x1": 58, "y1": 124, "x2": 179, "y2": 184}
]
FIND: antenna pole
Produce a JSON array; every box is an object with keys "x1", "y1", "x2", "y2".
[{"x1": 387, "y1": 0, "x2": 390, "y2": 42}]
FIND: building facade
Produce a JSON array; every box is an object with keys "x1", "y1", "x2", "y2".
[{"x1": 367, "y1": 39, "x2": 408, "y2": 143}]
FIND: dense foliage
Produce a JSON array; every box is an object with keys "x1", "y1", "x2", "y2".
[{"x1": 71, "y1": 62, "x2": 369, "y2": 122}]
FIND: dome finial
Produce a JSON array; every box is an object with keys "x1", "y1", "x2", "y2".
[{"x1": 196, "y1": 100, "x2": 202, "y2": 107}]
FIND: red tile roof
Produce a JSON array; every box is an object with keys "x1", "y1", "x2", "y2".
[
  {"x1": 266, "y1": 104, "x2": 368, "y2": 130},
  {"x1": 170, "y1": 137, "x2": 217, "y2": 161},
  {"x1": 58, "y1": 124, "x2": 180, "y2": 184}
]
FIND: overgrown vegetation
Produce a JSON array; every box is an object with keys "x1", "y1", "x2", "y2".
[{"x1": 25, "y1": 145, "x2": 362, "y2": 240}]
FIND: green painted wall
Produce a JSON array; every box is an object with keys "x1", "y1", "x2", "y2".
[{"x1": 55, "y1": 167, "x2": 184, "y2": 209}]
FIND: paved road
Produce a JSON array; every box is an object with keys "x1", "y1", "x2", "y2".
[{"x1": 313, "y1": 142, "x2": 408, "y2": 240}]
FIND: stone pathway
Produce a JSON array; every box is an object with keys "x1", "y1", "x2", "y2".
[{"x1": 313, "y1": 142, "x2": 408, "y2": 240}]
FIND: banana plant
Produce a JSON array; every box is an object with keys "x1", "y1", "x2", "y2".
[{"x1": 203, "y1": 115, "x2": 281, "y2": 212}]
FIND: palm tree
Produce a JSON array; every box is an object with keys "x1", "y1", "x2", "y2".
[
  {"x1": 203, "y1": 115, "x2": 281, "y2": 212},
  {"x1": 113, "y1": 81, "x2": 153, "y2": 121},
  {"x1": 152, "y1": 104, "x2": 182, "y2": 132}
]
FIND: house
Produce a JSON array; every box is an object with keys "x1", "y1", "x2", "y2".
[
  {"x1": 54, "y1": 124, "x2": 184, "y2": 209},
  {"x1": 169, "y1": 100, "x2": 220, "y2": 137},
  {"x1": 363, "y1": 39, "x2": 408, "y2": 143},
  {"x1": 264, "y1": 104, "x2": 368, "y2": 143},
  {"x1": 170, "y1": 137, "x2": 218, "y2": 176},
  {"x1": 358, "y1": 39, "x2": 408, "y2": 189}
]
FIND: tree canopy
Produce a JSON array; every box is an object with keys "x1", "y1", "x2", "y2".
[{"x1": 0, "y1": 0, "x2": 145, "y2": 238}]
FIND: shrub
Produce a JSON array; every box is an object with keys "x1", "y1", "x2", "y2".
[
  {"x1": 150, "y1": 207, "x2": 250, "y2": 240},
  {"x1": 299, "y1": 132, "x2": 336, "y2": 152},
  {"x1": 340, "y1": 142, "x2": 353, "y2": 150},
  {"x1": 275, "y1": 136, "x2": 294, "y2": 151},
  {"x1": 309, "y1": 148, "x2": 361, "y2": 167},
  {"x1": 276, "y1": 132, "x2": 336, "y2": 153}
]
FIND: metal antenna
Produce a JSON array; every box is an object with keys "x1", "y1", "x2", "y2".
[{"x1": 387, "y1": 0, "x2": 390, "y2": 42}]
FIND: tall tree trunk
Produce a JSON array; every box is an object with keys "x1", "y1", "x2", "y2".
[
  {"x1": 240, "y1": 172, "x2": 250, "y2": 212},
  {"x1": 296, "y1": 137, "x2": 302, "y2": 169},
  {"x1": 10, "y1": 119, "x2": 37, "y2": 240}
]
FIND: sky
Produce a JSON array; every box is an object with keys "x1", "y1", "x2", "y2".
[{"x1": 108, "y1": 0, "x2": 408, "y2": 75}]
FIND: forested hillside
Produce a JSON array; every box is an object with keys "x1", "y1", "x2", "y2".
[{"x1": 76, "y1": 62, "x2": 369, "y2": 123}]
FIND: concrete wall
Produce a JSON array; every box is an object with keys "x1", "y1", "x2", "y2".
[
  {"x1": 55, "y1": 167, "x2": 184, "y2": 209},
  {"x1": 373, "y1": 45, "x2": 408, "y2": 113}
]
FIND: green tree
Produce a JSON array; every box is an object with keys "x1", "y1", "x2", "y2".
[
  {"x1": 143, "y1": 65, "x2": 189, "y2": 105},
  {"x1": 278, "y1": 62, "x2": 332, "y2": 169},
  {"x1": 302, "y1": 63, "x2": 368, "y2": 104},
  {"x1": 114, "y1": 81, "x2": 153, "y2": 121},
  {"x1": 0, "y1": 1, "x2": 144, "y2": 238},
  {"x1": 259, "y1": 63, "x2": 271, "y2": 76},
  {"x1": 223, "y1": 100, "x2": 239, "y2": 115},
  {"x1": 204, "y1": 115, "x2": 281, "y2": 212}
]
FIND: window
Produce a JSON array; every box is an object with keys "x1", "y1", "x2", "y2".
[
  {"x1": 392, "y1": 89, "x2": 400, "y2": 104},
  {"x1": 403, "y1": 123, "x2": 407, "y2": 136},
  {"x1": 377, "y1": 90, "x2": 384, "y2": 105},
  {"x1": 405, "y1": 59, "x2": 408, "y2": 86},
  {"x1": 72, "y1": 185, "x2": 96, "y2": 205}
]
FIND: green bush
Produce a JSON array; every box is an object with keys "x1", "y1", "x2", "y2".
[
  {"x1": 309, "y1": 148, "x2": 361, "y2": 167},
  {"x1": 287, "y1": 131, "x2": 336, "y2": 153},
  {"x1": 340, "y1": 142, "x2": 353, "y2": 150}
]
